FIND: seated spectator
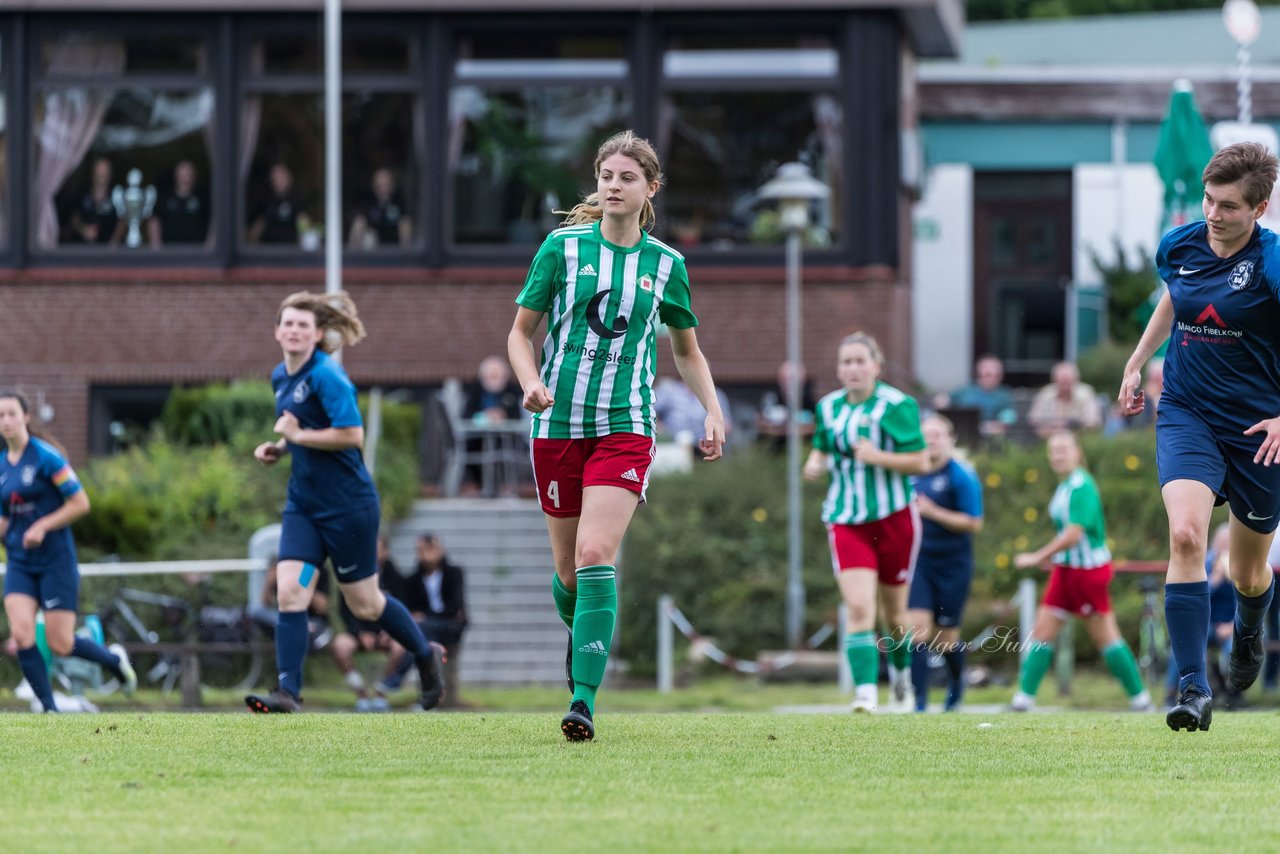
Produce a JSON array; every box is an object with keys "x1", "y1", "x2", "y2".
[
  {"x1": 655, "y1": 375, "x2": 731, "y2": 452},
  {"x1": 934, "y1": 353, "x2": 1017, "y2": 440},
  {"x1": 247, "y1": 162, "x2": 311, "y2": 245},
  {"x1": 1026, "y1": 361, "x2": 1101, "y2": 438},
  {"x1": 147, "y1": 160, "x2": 210, "y2": 247},
  {"x1": 756, "y1": 361, "x2": 816, "y2": 452},
  {"x1": 1106, "y1": 358, "x2": 1163, "y2": 436},
  {"x1": 460, "y1": 355, "x2": 525, "y2": 494},
  {"x1": 247, "y1": 555, "x2": 332, "y2": 652},
  {"x1": 379, "y1": 534, "x2": 468, "y2": 707},
  {"x1": 348, "y1": 167, "x2": 412, "y2": 249},
  {"x1": 68, "y1": 156, "x2": 123, "y2": 246},
  {"x1": 330, "y1": 535, "x2": 402, "y2": 711}
]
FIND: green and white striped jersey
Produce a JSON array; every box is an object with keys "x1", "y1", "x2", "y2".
[
  {"x1": 516, "y1": 222, "x2": 698, "y2": 439},
  {"x1": 812, "y1": 382, "x2": 925, "y2": 525},
  {"x1": 1048, "y1": 467, "x2": 1111, "y2": 569}
]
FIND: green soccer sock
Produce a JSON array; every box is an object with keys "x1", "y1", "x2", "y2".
[
  {"x1": 552, "y1": 573, "x2": 577, "y2": 631},
  {"x1": 845, "y1": 631, "x2": 879, "y2": 687},
  {"x1": 1018, "y1": 641, "x2": 1055, "y2": 696},
  {"x1": 1103, "y1": 640, "x2": 1146, "y2": 698},
  {"x1": 887, "y1": 630, "x2": 913, "y2": 672},
  {"x1": 570, "y1": 565, "x2": 616, "y2": 715}
]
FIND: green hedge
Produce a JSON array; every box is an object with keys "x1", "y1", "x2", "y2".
[{"x1": 620, "y1": 431, "x2": 1212, "y2": 675}]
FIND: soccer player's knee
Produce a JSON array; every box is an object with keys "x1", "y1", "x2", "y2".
[
  {"x1": 47, "y1": 634, "x2": 74, "y2": 657},
  {"x1": 1168, "y1": 521, "x2": 1206, "y2": 561},
  {"x1": 347, "y1": 597, "x2": 382, "y2": 622},
  {"x1": 276, "y1": 582, "x2": 311, "y2": 612},
  {"x1": 575, "y1": 542, "x2": 614, "y2": 568}
]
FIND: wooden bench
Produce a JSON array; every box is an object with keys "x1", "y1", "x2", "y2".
[{"x1": 117, "y1": 640, "x2": 273, "y2": 709}]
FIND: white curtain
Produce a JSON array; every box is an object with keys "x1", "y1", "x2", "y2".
[
  {"x1": 32, "y1": 39, "x2": 126, "y2": 248},
  {"x1": 238, "y1": 44, "x2": 266, "y2": 221}
]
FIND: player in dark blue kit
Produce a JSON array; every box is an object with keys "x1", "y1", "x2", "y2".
[
  {"x1": 906, "y1": 413, "x2": 983, "y2": 712},
  {"x1": 0, "y1": 390, "x2": 136, "y2": 711},
  {"x1": 244, "y1": 291, "x2": 443, "y2": 713},
  {"x1": 1120, "y1": 142, "x2": 1280, "y2": 732}
]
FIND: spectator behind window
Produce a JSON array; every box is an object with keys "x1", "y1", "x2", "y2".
[
  {"x1": 147, "y1": 160, "x2": 209, "y2": 247},
  {"x1": 1026, "y1": 360, "x2": 1101, "y2": 438},
  {"x1": 247, "y1": 162, "x2": 310, "y2": 245},
  {"x1": 68, "y1": 156, "x2": 122, "y2": 246},
  {"x1": 933, "y1": 353, "x2": 1017, "y2": 439},
  {"x1": 348, "y1": 167, "x2": 412, "y2": 249}
]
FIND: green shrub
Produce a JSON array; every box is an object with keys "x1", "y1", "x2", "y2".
[{"x1": 161, "y1": 381, "x2": 277, "y2": 446}]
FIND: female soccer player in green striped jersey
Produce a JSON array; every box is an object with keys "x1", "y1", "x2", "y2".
[
  {"x1": 804, "y1": 333, "x2": 929, "y2": 713},
  {"x1": 1009, "y1": 430, "x2": 1152, "y2": 712},
  {"x1": 507, "y1": 130, "x2": 726, "y2": 741}
]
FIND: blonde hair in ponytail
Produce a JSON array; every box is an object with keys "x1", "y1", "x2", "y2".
[
  {"x1": 557, "y1": 130, "x2": 663, "y2": 231},
  {"x1": 276, "y1": 290, "x2": 367, "y2": 354}
]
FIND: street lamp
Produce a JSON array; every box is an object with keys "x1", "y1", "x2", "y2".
[
  {"x1": 758, "y1": 162, "x2": 829, "y2": 649},
  {"x1": 1211, "y1": 0, "x2": 1278, "y2": 151}
]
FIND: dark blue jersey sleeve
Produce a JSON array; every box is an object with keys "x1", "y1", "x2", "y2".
[
  {"x1": 314, "y1": 360, "x2": 363, "y2": 429},
  {"x1": 951, "y1": 461, "x2": 983, "y2": 519}
]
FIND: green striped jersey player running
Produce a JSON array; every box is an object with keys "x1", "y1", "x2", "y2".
[
  {"x1": 508, "y1": 130, "x2": 726, "y2": 742},
  {"x1": 803, "y1": 332, "x2": 929, "y2": 713}
]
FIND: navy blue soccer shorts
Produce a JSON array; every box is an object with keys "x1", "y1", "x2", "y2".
[
  {"x1": 3, "y1": 562, "x2": 80, "y2": 612},
  {"x1": 278, "y1": 503, "x2": 381, "y2": 583},
  {"x1": 1156, "y1": 400, "x2": 1280, "y2": 534},
  {"x1": 907, "y1": 554, "x2": 974, "y2": 628}
]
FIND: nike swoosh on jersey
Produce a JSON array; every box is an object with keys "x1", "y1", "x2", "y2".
[{"x1": 1179, "y1": 266, "x2": 1201, "y2": 275}]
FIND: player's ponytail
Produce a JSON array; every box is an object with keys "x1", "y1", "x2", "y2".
[
  {"x1": 276, "y1": 290, "x2": 367, "y2": 353},
  {"x1": 557, "y1": 130, "x2": 663, "y2": 232}
]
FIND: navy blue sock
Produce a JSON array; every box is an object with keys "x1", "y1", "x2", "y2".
[
  {"x1": 376, "y1": 595, "x2": 430, "y2": 661},
  {"x1": 18, "y1": 646, "x2": 56, "y2": 712},
  {"x1": 72, "y1": 637, "x2": 124, "y2": 681},
  {"x1": 910, "y1": 643, "x2": 930, "y2": 711},
  {"x1": 275, "y1": 611, "x2": 310, "y2": 698},
  {"x1": 1265, "y1": 592, "x2": 1280, "y2": 687},
  {"x1": 1235, "y1": 577, "x2": 1275, "y2": 637},
  {"x1": 1166, "y1": 581, "x2": 1212, "y2": 696},
  {"x1": 944, "y1": 646, "x2": 966, "y2": 699}
]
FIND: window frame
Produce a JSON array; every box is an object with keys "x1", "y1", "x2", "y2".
[
  {"x1": 234, "y1": 14, "x2": 431, "y2": 267},
  {"x1": 23, "y1": 13, "x2": 225, "y2": 267}
]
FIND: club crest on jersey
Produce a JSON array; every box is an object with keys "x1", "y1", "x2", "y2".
[
  {"x1": 21, "y1": 466, "x2": 35, "y2": 486},
  {"x1": 293, "y1": 380, "x2": 310, "y2": 403},
  {"x1": 638, "y1": 274, "x2": 654, "y2": 292},
  {"x1": 1229, "y1": 260, "x2": 1254, "y2": 291}
]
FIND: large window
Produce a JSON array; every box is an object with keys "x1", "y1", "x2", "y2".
[
  {"x1": 241, "y1": 29, "x2": 421, "y2": 255},
  {"x1": 448, "y1": 32, "x2": 631, "y2": 246},
  {"x1": 31, "y1": 29, "x2": 215, "y2": 254},
  {"x1": 659, "y1": 34, "x2": 842, "y2": 251}
]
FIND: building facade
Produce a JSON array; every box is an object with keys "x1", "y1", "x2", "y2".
[{"x1": 0, "y1": 0, "x2": 960, "y2": 462}]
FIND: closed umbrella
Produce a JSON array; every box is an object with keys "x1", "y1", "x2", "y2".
[{"x1": 1153, "y1": 79, "x2": 1214, "y2": 229}]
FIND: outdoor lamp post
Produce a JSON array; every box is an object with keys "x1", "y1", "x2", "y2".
[
  {"x1": 758, "y1": 162, "x2": 829, "y2": 649},
  {"x1": 1212, "y1": 0, "x2": 1278, "y2": 151}
]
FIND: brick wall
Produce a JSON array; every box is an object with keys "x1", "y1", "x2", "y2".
[{"x1": 0, "y1": 264, "x2": 911, "y2": 461}]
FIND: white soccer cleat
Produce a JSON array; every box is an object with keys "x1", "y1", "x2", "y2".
[
  {"x1": 1130, "y1": 689, "x2": 1155, "y2": 712},
  {"x1": 850, "y1": 684, "x2": 878, "y2": 714},
  {"x1": 108, "y1": 643, "x2": 138, "y2": 697},
  {"x1": 1009, "y1": 691, "x2": 1035, "y2": 712}
]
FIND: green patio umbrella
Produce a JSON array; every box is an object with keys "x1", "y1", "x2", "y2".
[{"x1": 1153, "y1": 79, "x2": 1215, "y2": 229}]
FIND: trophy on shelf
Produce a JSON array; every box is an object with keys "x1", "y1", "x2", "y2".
[{"x1": 112, "y1": 168, "x2": 157, "y2": 248}]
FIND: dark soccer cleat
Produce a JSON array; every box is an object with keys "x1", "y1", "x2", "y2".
[
  {"x1": 245, "y1": 689, "x2": 302, "y2": 714},
  {"x1": 417, "y1": 643, "x2": 445, "y2": 711},
  {"x1": 1166, "y1": 690, "x2": 1213, "y2": 732},
  {"x1": 1227, "y1": 625, "x2": 1264, "y2": 694},
  {"x1": 565, "y1": 630, "x2": 575, "y2": 693},
  {"x1": 561, "y1": 700, "x2": 594, "y2": 742}
]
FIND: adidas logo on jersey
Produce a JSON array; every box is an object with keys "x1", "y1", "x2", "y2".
[
  {"x1": 577, "y1": 263, "x2": 597, "y2": 277},
  {"x1": 620, "y1": 468, "x2": 642, "y2": 483},
  {"x1": 578, "y1": 640, "x2": 608, "y2": 655}
]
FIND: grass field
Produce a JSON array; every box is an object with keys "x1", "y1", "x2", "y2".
[{"x1": 5, "y1": 707, "x2": 1280, "y2": 853}]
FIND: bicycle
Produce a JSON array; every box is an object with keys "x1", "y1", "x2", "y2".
[
  {"x1": 1136, "y1": 576, "x2": 1169, "y2": 690},
  {"x1": 96, "y1": 583, "x2": 266, "y2": 695}
]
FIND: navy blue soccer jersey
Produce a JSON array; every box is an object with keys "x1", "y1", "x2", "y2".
[
  {"x1": 272, "y1": 349, "x2": 378, "y2": 520},
  {"x1": 912, "y1": 458, "x2": 983, "y2": 557},
  {"x1": 0, "y1": 437, "x2": 82, "y2": 570},
  {"x1": 1157, "y1": 221, "x2": 1280, "y2": 428}
]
